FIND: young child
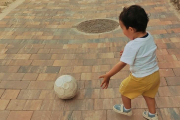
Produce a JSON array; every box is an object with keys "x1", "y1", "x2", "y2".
[{"x1": 99, "y1": 5, "x2": 160, "y2": 120}]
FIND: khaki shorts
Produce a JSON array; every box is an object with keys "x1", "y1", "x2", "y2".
[{"x1": 119, "y1": 71, "x2": 160, "y2": 99}]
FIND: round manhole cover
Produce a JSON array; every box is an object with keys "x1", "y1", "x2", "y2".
[{"x1": 75, "y1": 19, "x2": 119, "y2": 34}]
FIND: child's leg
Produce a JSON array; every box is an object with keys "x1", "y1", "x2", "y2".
[
  {"x1": 143, "y1": 96, "x2": 156, "y2": 114},
  {"x1": 122, "y1": 95, "x2": 131, "y2": 109}
]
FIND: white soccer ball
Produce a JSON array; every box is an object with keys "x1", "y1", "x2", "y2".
[{"x1": 54, "y1": 75, "x2": 78, "y2": 99}]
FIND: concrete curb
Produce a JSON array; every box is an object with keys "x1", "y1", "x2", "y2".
[{"x1": 0, "y1": 0, "x2": 25, "y2": 20}]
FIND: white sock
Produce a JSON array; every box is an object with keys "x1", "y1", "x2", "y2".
[
  {"x1": 123, "y1": 106, "x2": 131, "y2": 111},
  {"x1": 148, "y1": 112, "x2": 155, "y2": 117}
]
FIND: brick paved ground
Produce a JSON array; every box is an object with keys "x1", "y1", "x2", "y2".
[{"x1": 0, "y1": 0, "x2": 180, "y2": 120}]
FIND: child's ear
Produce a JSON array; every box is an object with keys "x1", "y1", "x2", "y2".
[{"x1": 129, "y1": 27, "x2": 136, "y2": 32}]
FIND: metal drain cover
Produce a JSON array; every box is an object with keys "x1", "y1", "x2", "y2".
[{"x1": 75, "y1": 19, "x2": 119, "y2": 33}]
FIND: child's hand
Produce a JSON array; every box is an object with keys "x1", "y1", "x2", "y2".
[
  {"x1": 99, "y1": 74, "x2": 110, "y2": 89},
  {"x1": 120, "y1": 50, "x2": 123, "y2": 56}
]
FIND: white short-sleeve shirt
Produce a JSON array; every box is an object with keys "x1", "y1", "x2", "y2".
[{"x1": 120, "y1": 32, "x2": 159, "y2": 77}]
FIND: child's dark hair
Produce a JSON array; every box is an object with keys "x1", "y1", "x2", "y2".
[{"x1": 119, "y1": 5, "x2": 149, "y2": 32}]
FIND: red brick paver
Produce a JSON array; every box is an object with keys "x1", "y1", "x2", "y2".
[{"x1": 0, "y1": 0, "x2": 180, "y2": 119}]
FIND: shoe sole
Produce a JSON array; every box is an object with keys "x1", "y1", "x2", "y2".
[
  {"x1": 142, "y1": 113, "x2": 150, "y2": 119},
  {"x1": 113, "y1": 106, "x2": 132, "y2": 116}
]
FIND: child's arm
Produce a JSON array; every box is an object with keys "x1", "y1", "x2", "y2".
[
  {"x1": 107, "y1": 61, "x2": 127, "y2": 77},
  {"x1": 120, "y1": 50, "x2": 124, "y2": 56},
  {"x1": 99, "y1": 61, "x2": 127, "y2": 89}
]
